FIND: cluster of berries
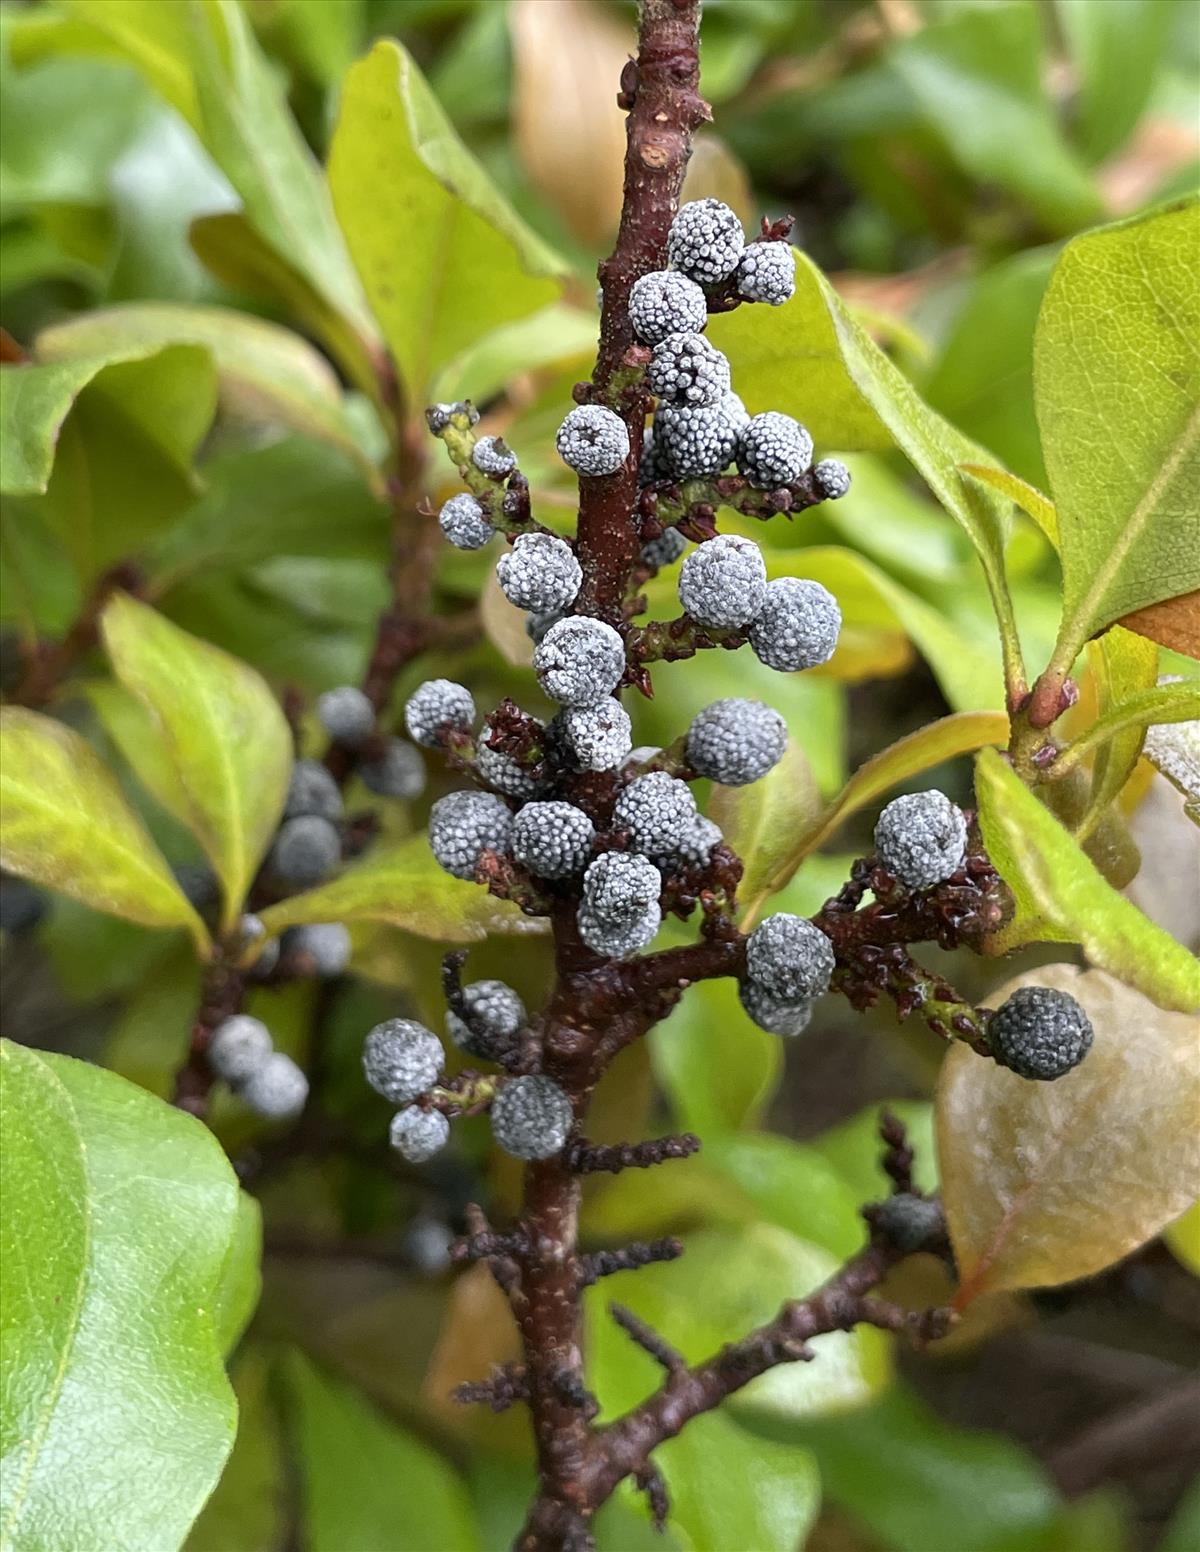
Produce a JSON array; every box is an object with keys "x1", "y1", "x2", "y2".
[
  {"x1": 362, "y1": 1008, "x2": 575, "y2": 1165},
  {"x1": 207, "y1": 1012, "x2": 308, "y2": 1117},
  {"x1": 317, "y1": 684, "x2": 426, "y2": 800}
]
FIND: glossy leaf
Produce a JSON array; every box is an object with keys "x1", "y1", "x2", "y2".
[
  {"x1": 938, "y1": 964, "x2": 1200, "y2": 1303},
  {"x1": 975, "y1": 748, "x2": 1200, "y2": 1012},
  {"x1": 0, "y1": 1041, "x2": 240, "y2": 1550},
  {"x1": 0, "y1": 706, "x2": 207, "y2": 950},
  {"x1": 1036, "y1": 201, "x2": 1200, "y2": 658},
  {"x1": 187, "y1": 1347, "x2": 284, "y2": 1552},
  {"x1": 650, "y1": 977, "x2": 781, "y2": 1137},
  {"x1": 101, "y1": 593, "x2": 292, "y2": 929},
  {"x1": 36, "y1": 304, "x2": 373, "y2": 481},
  {"x1": 960, "y1": 462, "x2": 1058, "y2": 548},
  {"x1": 256, "y1": 832, "x2": 545, "y2": 944},
  {"x1": 710, "y1": 739, "x2": 820, "y2": 928},
  {"x1": 329, "y1": 40, "x2": 564, "y2": 399},
  {"x1": 285, "y1": 1350, "x2": 481, "y2": 1552},
  {"x1": 431, "y1": 303, "x2": 598, "y2": 408},
  {"x1": 212, "y1": 1192, "x2": 262, "y2": 1358},
  {"x1": 700, "y1": 1133, "x2": 867, "y2": 1260}
]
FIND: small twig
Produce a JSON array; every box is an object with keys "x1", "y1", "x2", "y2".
[
  {"x1": 635, "y1": 1465, "x2": 671, "y2": 1532},
  {"x1": 579, "y1": 1238, "x2": 684, "y2": 1288},
  {"x1": 566, "y1": 1133, "x2": 700, "y2": 1175},
  {"x1": 454, "y1": 1364, "x2": 530, "y2": 1413},
  {"x1": 609, "y1": 1303, "x2": 686, "y2": 1373},
  {"x1": 878, "y1": 1109, "x2": 916, "y2": 1195}
]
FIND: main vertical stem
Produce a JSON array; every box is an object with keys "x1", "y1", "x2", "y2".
[{"x1": 517, "y1": 5, "x2": 707, "y2": 1547}]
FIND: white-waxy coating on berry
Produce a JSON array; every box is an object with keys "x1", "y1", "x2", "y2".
[
  {"x1": 988, "y1": 986, "x2": 1094, "y2": 1081},
  {"x1": 285, "y1": 758, "x2": 344, "y2": 822},
  {"x1": 735, "y1": 242, "x2": 796, "y2": 306},
  {"x1": 428, "y1": 789, "x2": 514, "y2": 879},
  {"x1": 640, "y1": 526, "x2": 688, "y2": 569},
  {"x1": 560, "y1": 700, "x2": 632, "y2": 771},
  {"x1": 639, "y1": 424, "x2": 673, "y2": 486},
  {"x1": 614, "y1": 771, "x2": 698, "y2": 858},
  {"x1": 534, "y1": 616, "x2": 626, "y2": 707},
  {"x1": 525, "y1": 608, "x2": 565, "y2": 645},
  {"x1": 686, "y1": 698, "x2": 787, "y2": 785},
  {"x1": 813, "y1": 458, "x2": 852, "y2": 500},
  {"x1": 359, "y1": 737, "x2": 426, "y2": 800},
  {"x1": 511, "y1": 800, "x2": 595, "y2": 879},
  {"x1": 739, "y1": 979, "x2": 813, "y2": 1037},
  {"x1": 647, "y1": 331, "x2": 731, "y2": 407},
  {"x1": 317, "y1": 685, "x2": 374, "y2": 748},
  {"x1": 491, "y1": 1074, "x2": 574, "y2": 1160},
  {"x1": 737, "y1": 411, "x2": 814, "y2": 488},
  {"x1": 270, "y1": 815, "x2": 340, "y2": 886},
  {"x1": 427, "y1": 400, "x2": 478, "y2": 433},
  {"x1": 363, "y1": 1018, "x2": 444, "y2": 1104},
  {"x1": 576, "y1": 898, "x2": 661, "y2": 958},
  {"x1": 872, "y1": 1193, "x2": 944, "y2": 1251},
  {"x1": 476, "y1": 718, "x2": 544, "y2": 799},
  {"x1": 238, "y1": 913, "x2": 279, "y2": 978},
  {"x1": 472, "y1": 435, "x2": 516, "y2": 477},
  {"x1": 390, "y1": 1106, "x2": 450, "y2": 1162},
  {"x1": 628, "y1": 269, "x2": 708, "y2": 344},
  {"x1": 655, "y1": 393, "x2": 748, "y2": 478},
  {"x1": 405, "y1": 679, "x2": 476, "y2": 749},
  {"x1": 582, "y1": 850, "x2": 662, "y2": 923},
  {"x1": 749, "y1": 577, "x2": 841, "y2": 673},
  {"x1": 496, "y1": 532, "x2": 583, "y2": 613},
  {"x1": 667, "y1": 198, "x2": 745, "y2": 285},
  {"x1": 208, "y1": 1014, "x2": 272, "y2": 1084},
  {"x1": 677, "y1": 814, "x2": 723, "y2": 868},
  {"x1": 746, "y1": 913, "x2": 835, "y2": 1002},
  {"x1": 446, "y1": 979, "x2": 527, "y2": 1056},
  {"x1": 873, "y1": 790, "x2": 967, "y2": 890},
  {"x1": 283, "y1": 922, "x2": 351, "y2": 977},
  {"x1": 240, "y1": 1052, "x2": 309, "y2": 1118},
  {"x1": 556, "y1": 405, "x2": 631, "y2": 477},
  {"x1": 678, "y1": 533, "x2": 767, "y2": 630},
  {"x1": 439, "y1": 492, "x2": 493, "y2": 550}
]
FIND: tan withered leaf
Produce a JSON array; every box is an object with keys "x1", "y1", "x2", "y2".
[
  {"x1": 1119, "y1": 590, "x2": 1200, "y2": 657},
  {"x1": 509, "y1": 0, "x2": 627, "y2": 247},
  {"x1": 937, "y1": 964, "x2": 1200, "y2": 1307}
]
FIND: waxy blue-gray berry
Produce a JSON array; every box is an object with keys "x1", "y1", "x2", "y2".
[
  {"x1": 746, "y1": 914, "x2": 835, "y2": 1002},
  {"x1": 446, "y1": 979, "x2": 527, "y2": 1058},
  {"x1": 739, "y1": 979, "x2": 813, "y2": 1037},
  {"x1": 439, "y1": 492, "x2": 493, "y2": 550},
  {"x1": 640, "y1": 525, "x2": 687, "y2": 569},
  {"x1": 556, "y1": 405, "x2": 630, "y2": 477},
  {"x1": 283, "y1": 922, "x2": 351, "y2": 977},
  {"x1": 749, "y1": 577, "x2": 841, "y2": 673},
  {"x1": 873, "y1": 790, "x2": 967, "y2": 890},
  {"x1": 686, "y1": 698, "x2": 787, "y2": 785},
  {"x1": 613, "y1": 771, "x2": 697, "y2": 858},
  {"x1": 676, "y1": 814, "x2": 723, "y2": 868},
  {"x1": 491, "y1": 1075, "x2": 574, "y2": 1160},
  {"x1": 647, "y1": 331, "x2": 731, "y2": 408},
  {"x1": 873, "y1": 1193, "x2": 944, "y2": 1251},
  {"x1": 737, "y1": 411, "x2": 813, "y2": 488},
  {"x1": 497, "y1": 532, "x2": 582, "y2": 613},
  {"x1": 472, "y1": 435, "x2": 517, "y2": 477},
  {"x1": 240, "y1": 1052, "x2": 309, "y2": 1118},
  {"x1": 270, "y1": 815, "x2": 340, "y2": 886},
  {"x1": 534, "y1": 616, "x2": 626, "y2": 706},
  {"x1": 285, "y1": 758, "x2": 343, "y2": 822},
  {"x1": 655, "y1": 393, "x2": 748, "y2": 478},
  {"x1": 477, "y1": 717, "x2": 544, "y2": 799},
  {"x1": 813, "y1": 458, "x2": 851, "y2": 500},
  {"x1": 317, "y1": 685, "x2": 374, "y2": 748},
  {"x1": 582, "y1": 850, "x2": 662, "y2": 923},
  {"x1": 405, "y1": 679, "x2": 476, "y2": 749},
  {"x1": 667, "y1": 198, "x2": 745, "y2": 285},
  {"x1": 576, "y1": 898, "x2": 662, "y2": 957},
  {"x1": 511, "y1": 800, "x2": 595, "y2": 879},
  {"x1": 628, "y1": 269, "x2": 708, "y2": 344},
  {"x1": 363, "y1": 1018, "x2": 444, "y2": 1104},
  {"x1": 735, "y1": 242, "x2": 795, "y2": 306},
  {"x1": 987, "y1": 986, "x2": 1094, "y2": 1081},
  {"x1": 429, "y1": 789, "x2": 514, "y2": 880},
  {"x1": 558, "y1": 700, "x2": 632, "y2": 771},
  {"x1": 678, "y1": 533, "x2": 767, "y2": 630},
  {"x1": 208, "y1": 1014, "x2": 272, "y2": 1084},
  {"x1": 390, "y1": 1106, "x2": 450, "y2": 1163},
  {"x1": 360, "y1": 737, "x2": 426, "y2": 800}
]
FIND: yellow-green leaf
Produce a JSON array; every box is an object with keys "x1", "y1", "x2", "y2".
[
  {"x1": 710, "y1": 740, "x2": 819, "y2": 929},
  {"x1": 0, "y1": 706, "x2": 207, "y2": 950},
  {"x1": 1079, "y1": 626, "x2": 1161, "y2": 830},
  {"x1": 100, "y1": 594, "x2": 292, "y2": 929},
  {"x1": 328, "y1": 39, "x2": 565, "y2": 401},
  {"x1": 937, "y1": 964, "x2": 1200, "y2": 1303},
  {"x1": 959, "y1": 462, "x2": 1058, "y2": 548},
  {"x1": 1036, "y1": 200, "x2": 1200, "y2": 658},
  {"x1": 255, "y1": 832, "x2": 545, "y2": 944},
  {"x1": 975, "y1": 747, "x2": 1200, "y2": 1012}
]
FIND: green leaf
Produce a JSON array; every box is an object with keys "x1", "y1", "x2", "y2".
[
  {"x1": 84, "y1": 679, "x2": 195, "y2": 833},
  {"x1": 960, "y1": 462, "x2": 1058, "y2": 547},
  {"x1": 975, "y1": 747, "x2": 1200, "y2": 1012},
  {"x1": 328, "y1": 39, "x2": 564, "y2": 400},
  {"x1": 650, "y1": 977, "x2": 782, "y2": 1137},
  {"x1": 938, "y1": 964, "x2": 1200, "y2": 1301},
  {"x1": 1036, "y1": 201, "x2": 1200, "y2": 660},
  {"x1": 0, "y1": 706, "x2": 207, "y2": 950},
  {"x1": 187, "y1": 1347, "x2": 284, "y2": 1552},
  {"x1": 285, "y1": 1351, "x2": 481, "y2": 1552},
  {"x1": 709, "y1": 739, "x2": 819, "y2": 927},
  {"x1": 1057, "y1": 0, "x2": 1177, "y2": 163},
  {"x1": 212, "y1": 1192, "x2": 262, "y2": 1358},
  {"x1": 430, "y1": 303, "x2": 599, "y2": 406},
  {"x1": 0, "y1": 1040, "x2": 240, "y2": 1550},
  {"x1": 35, "y1": 304, "x2": 376, "y2": 484},
  {"x1": 100, "y1": 593, "x2": 292, "y2": 929},
  {"x1": 887, "y1": 1, "x2": 1101, "y2": 232},
  {"x1": 1059, "y1": 683, "x2": 1200, "y2": 782},
  {"x1": 700, "y1": 1133, "x2": 867, "y2": 1261},
  {"x1": 1161, "y1": 1472, "x2": 1200, "y2": 1552},
  {"x1": 256, "y1": 832, "x2": 545, "y2": 944}
]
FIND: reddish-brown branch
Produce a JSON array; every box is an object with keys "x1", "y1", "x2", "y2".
[
  {"x1": 171, "y1": 954, "x2": 246, "y2": 1117},
  {"x1": 8, "y1": 561, "x2": 145, "y2": 707}
]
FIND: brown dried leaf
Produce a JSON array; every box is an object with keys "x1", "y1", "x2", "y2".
[
  {"x1": 509, "y1": 0, "x2": 628, "y2": 247},
  {"x1": 937, "y1": 964, "x2": 1200, "y2": 1307},
  {"x1": 1119, "y1": 590, "x2": 1200, "y2": 657}
]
